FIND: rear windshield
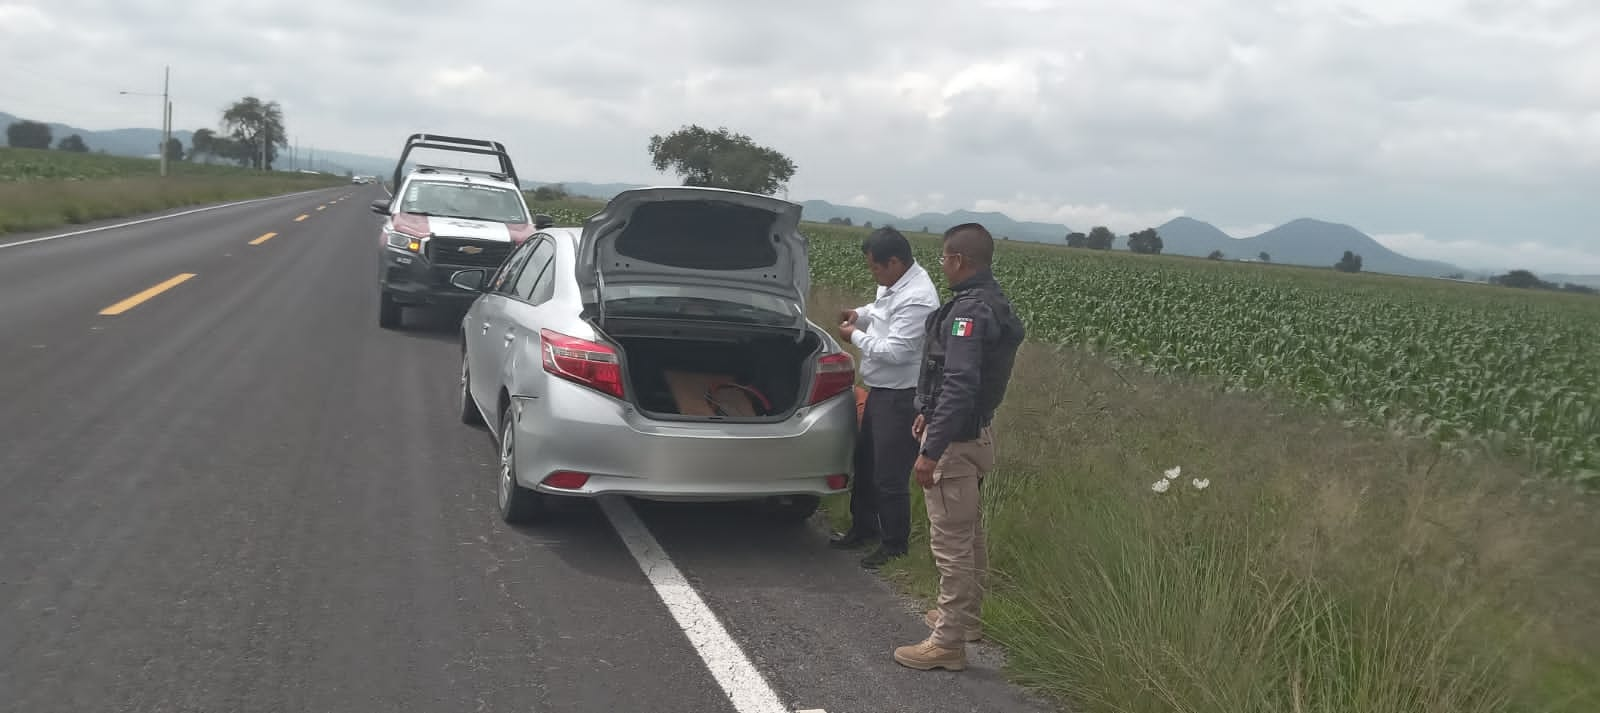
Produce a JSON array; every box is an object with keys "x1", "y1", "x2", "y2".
[
  {"x1": 400, "y1": 181, "x2": 528, "y2": 224},
  {"x1": 614, "y1": 201, "x2": 779, "y2": 270}
]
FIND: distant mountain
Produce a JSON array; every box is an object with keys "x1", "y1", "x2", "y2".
[
  {"x1": 0, "y1": 109, "x2": 1551, "y2": 279},
  {"x1": 522, "y1": 180, "x2": 649, "y2": 200},
  {"x1": 1152, "y1": 216, "x2": 1464, "y2": 277},
  {"x1": 1, "y1": 111, "x2": 192, "y2": 156},
  {"x1": 1245, "y1": 218, "x2": 1462, "y2": 276},
  {"x1": 1156, "y1": 216, "x2": 1240, "y2": 257},
  {"x1": 797, "y1": 200, "x2": 905, "y2": 229}
]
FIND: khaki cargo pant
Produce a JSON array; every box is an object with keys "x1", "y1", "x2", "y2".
[{"x1": 924, "y1": 425, "x2": 995, "y2": 649}]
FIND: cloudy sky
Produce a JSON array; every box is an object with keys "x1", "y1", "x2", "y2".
[{"x1": 3, "y1": 0, "x2": 1597, "y2": 273}]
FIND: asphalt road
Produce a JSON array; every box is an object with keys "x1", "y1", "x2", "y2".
[{"x1": 0, "y1": 186, "x2": 1051, "y2": 713}]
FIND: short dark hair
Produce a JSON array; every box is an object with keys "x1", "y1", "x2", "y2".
[
  {"x1": 942, "y1": 222, "x2": 994, "y2": 267},
  {"x1": 861, "y1": 227, "x2": 914, "y2": 266}
]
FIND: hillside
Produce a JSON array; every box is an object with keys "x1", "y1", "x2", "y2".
[
  {"x1": 1154, "y1": 216, "x2": 1241, "y2": 258},
  {"x1": 1155, "y1": 217, "x2": 1464, "y2": 276},
  {"x1": 1, "y1": 111, "x2": 194, "y2": 157},
  {"x1": 6, "y1": 108, "x2": 1568, "y2": 280}
]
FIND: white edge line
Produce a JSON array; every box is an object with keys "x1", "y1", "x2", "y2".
[
  {"x1": 0, "y1": 187, "x2": 338, "y2": 252},
  {"x1": 598, "y1": 496, "x2": 792, "y2": 713}
]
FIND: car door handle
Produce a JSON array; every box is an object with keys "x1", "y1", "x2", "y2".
[
  {"x1": 481, "y1": 321, "x2": 490, "y2": 335},
  {"x1": 503, "y1": 332, "x2": 515, "y2": 345}
]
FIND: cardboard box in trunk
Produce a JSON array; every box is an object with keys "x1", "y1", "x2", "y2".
[{"x1": 663, "y1": 370, "x2": 760, "y2": 417}]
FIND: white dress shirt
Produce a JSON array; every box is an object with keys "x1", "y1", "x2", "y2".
[{"x1": 850, "y1": 261, "x2": 941, "y2": 389}]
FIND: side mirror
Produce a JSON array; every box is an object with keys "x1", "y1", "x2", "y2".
[
  {"x1": 533, "y1": 213, "x2": 554, "y2": 229},
  {"x1": 449, "y1": 268, "x2": 488, "y2": 292},
  {"x1": 370, "y1": 199, "x2": 391, "y2": 215}
]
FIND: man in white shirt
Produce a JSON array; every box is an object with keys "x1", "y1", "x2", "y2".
[{"x1": 833, "y1": 227, "x2": 941, "y2": 568}]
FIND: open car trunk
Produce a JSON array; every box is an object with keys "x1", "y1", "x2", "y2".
[{"x1": 611, "y1": 326, "x2": 823, "y2": 422}]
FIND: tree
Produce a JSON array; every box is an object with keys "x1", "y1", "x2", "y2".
[
  {"x1": 56, "y1": 134, "x2": 89, "y2": 152},
  {"x1": 1334, "y1": 250, "x2": 1363, "y2": 273},
  {"x1": 1208, "y1": 250, "x2": 1225, "y2": 261},
  {"x1": 165, "y1": 137, "x2": 185, "y2": 162},
  {"x1": 207, "y1": 136, "x2": 248, "y2": 166},
  {"x1": 1086, "y1": 226, "x2": 1115, "y2": 250},
  {"x1": 1258, "y1": 252, "x2": 1271, "y2": 263},
  {"x1": 1064, "y1": 231, "x2": 1087, "y2": 248},
  {"x1": 1490, "y1": 269, "x2": 1549, "y2": 289},
  {"x1": 6, "y1": 120, "x2": 52, "y2": 149},
  {"x1": 647, "y1": 124, "x2": 796, "y2": 195},
  {"x1": 190, "y1": 128, "x2": 217, "y2": 162},
  {"x1": 1126, "y1": 227, "x2": 1164, "y2": 254},
  {"x1": 863, "y1": 221, "x2": 873, "y2": 229},
  {"x1": 531, "y1": 183, "x2": 569, "y2": 201},
  {"x1": 221, "y1": 96, "x2": 287, "y2": 169},
  {"x1": 921, "y1": 226, "x2": 929, "y2": 234}
]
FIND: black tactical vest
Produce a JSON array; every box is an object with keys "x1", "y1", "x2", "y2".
[{"x1": 917, "y1": 272, "x2": 1026, "y2": 440}]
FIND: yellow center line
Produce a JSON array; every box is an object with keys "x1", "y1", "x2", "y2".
[
  {"x1": 249, "y1": 231, "x2": 278, "y2": 245},
  {"x1": 100, "y1": 273, "x2": 197, "y2": 316},
  {"x1": 294, "y1": 214, "x2": 309, "y2": 222}
]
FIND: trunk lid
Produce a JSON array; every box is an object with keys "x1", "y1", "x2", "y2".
[{"x1": 575, "y1": 187, "x2": 810, "y2": 331}]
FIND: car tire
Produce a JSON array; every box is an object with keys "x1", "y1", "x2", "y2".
[
  {"x1": 459, "y1": 354, "x2": 485, "y2": 427},
  {"x1": 378, "y1": 293, "x2": 403, "y2": 329},
  {"x1": 497, "y1": 404, "x2": 545, "y2": 525},
  {"x1": 764, "y1": 494, "x2": 821, "y2": 524}
]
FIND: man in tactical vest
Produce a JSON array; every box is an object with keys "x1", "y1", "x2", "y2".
[{"x1": 893, "y1": 222, "x2": 1025, "y2": 672}]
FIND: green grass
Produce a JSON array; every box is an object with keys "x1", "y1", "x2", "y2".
[
  {"x1": 802, "y1": 224, "x2": 1600, "y2": 487},
  {"x1": 809, "y1": 286, "x2": 1599, "y2": 713},
  {"x1": 0, "y1": 147, "x2": 344, "y2": 235}
]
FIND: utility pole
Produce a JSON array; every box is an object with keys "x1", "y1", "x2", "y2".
[{"x1": 159, "y1": 65, "x2": 170, "y2": 177}]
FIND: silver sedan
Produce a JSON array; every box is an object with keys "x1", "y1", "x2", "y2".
[{"x1": 449, "y1": 187, "x2": 859, "y2": 525}]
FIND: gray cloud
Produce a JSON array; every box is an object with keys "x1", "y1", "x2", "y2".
[{"x1": 3, "y1": 0, "x2": 1597, "y2": 272}]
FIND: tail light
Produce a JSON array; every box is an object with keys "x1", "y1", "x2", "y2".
[
  {"x1": 541, "y1": 329, "x2": 625, "y2": 399},
  {"x1": 825, "y1": 474, "x2": 849, "y2": 490},
  {"x1": 542, "y1": 471, "x2": 590, "y2": 490},
  {"x1": 808, "y1": 352, "x2": 856, "y2": 405}
]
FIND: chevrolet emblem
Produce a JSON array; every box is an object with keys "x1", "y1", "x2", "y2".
[{"x1": 457, "y1": 245, "x2": 484, "y2": 255}]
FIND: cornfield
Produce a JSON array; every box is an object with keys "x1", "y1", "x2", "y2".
[{"x1": 804, "y1": 224, "x2": 1600, "y2": 486}]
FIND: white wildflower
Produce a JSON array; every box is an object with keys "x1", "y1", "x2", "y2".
[
  {"x1": 1164, "y1": 466, "x2": 1182, "y2": 480},
  {"x1": 1151, "y1": 479, "x2": 1171, "y2": 494},
  {"x1": 1192, "y1": 478, "x2": 1210, "y2": 490}
]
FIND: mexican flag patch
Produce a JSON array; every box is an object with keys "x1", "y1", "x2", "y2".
[{"x1": 951, "y1": 317, "x2": 974, "y2": 337}]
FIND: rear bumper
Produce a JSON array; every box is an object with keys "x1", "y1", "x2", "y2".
[{"x1": 509, "y1": 380, "x2": 857, "y2": 501}]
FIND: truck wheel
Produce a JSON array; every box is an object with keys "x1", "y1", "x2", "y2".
[
  {"x1": 378, "y1": 294, "x2": 403, "y2": 329},
  {"x1": 498, "y1": 404, "x2": 546, "y2": 525}
]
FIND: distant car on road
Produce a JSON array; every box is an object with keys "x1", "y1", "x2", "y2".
[
  {"x1": 371, "y1": 134, "x2": 551, "y2": 328},
  {"x1": 448, "y1": 186, "x2": 858, "y2": 525}
]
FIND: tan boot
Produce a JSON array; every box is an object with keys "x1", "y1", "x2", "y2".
[
  {"x1": 894, "y1": 638, "x2": 966, "y2": 671},
  {"x1": 924, "y1": 609, "x2": 983, "y2": 642}
]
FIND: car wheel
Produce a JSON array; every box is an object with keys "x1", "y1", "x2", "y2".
[
  {"x1": 459, "y1": 354, "x2": 485, "y2": 427},
  {"x1": 497, "y1": 404, "x2": 545, "y2": 525},
  {"x1": 378, "y1": 293, "x2": 403, "y2": 329},
  {"x1": 764, "y1": 494, "x2": 820, "y2": 524}
]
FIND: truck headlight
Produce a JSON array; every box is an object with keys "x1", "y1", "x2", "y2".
[{"x1": 387, "y1": 230, "x2": 422, "y2": 253}]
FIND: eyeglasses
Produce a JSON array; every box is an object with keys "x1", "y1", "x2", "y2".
[{"x1": 938, "y1": 253, "x2": 962, "y2": 265}]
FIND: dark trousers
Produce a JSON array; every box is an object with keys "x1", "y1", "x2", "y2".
[{"x1": 849, "y1": 387, "x2": 918, "y2": 551}]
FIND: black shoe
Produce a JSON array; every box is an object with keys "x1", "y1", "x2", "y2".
[
  {"x1": 860, "y1": 546, "x2": 907, "y2": 569},
  {"x1": 829, "y1": 528, "x2": 877, "y2": 550}
]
